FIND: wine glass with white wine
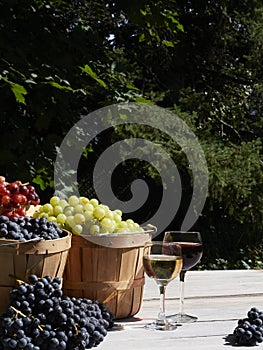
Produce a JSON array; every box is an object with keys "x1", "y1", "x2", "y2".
[{"x1": 143, "y1": 241, "x2": 182, "y2": 330}]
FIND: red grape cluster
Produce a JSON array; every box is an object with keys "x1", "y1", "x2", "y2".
[{"x1": 0, "y1": 176, "x2": 40, "y2": 219}]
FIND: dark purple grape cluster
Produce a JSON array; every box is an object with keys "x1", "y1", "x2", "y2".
[
  {"x1": 0, "y1": 275, "x2": 114, "y2": 349},
  {"x1": 232, "y1": 307, "x2": 263, "y2": 346},
  {"x1": 0, "y1": 216, "x2": 67, "y2": 240}
]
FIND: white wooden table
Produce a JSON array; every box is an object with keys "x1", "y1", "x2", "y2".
[{"x1": 98, "y1": 270, "x2": 263, "y2": 350}]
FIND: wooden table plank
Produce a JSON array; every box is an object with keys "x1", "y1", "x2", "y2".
[{"x1": 98, "y1": 270, "x2": 263, "y2": 350}]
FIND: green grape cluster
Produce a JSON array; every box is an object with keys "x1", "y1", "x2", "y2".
[{"x1": 33, "y1": 196, "x2": 144, "y2": 236}]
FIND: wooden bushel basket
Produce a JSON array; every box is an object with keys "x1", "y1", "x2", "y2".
[
  {"x1": 0, "y1": 231, "x2": 72, "y2": 313},
  {"x1": 63, "y1": 232, "x2": 152, "y2": 319}
]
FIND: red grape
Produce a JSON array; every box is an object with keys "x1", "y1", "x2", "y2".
[
  {"x1": 2, "y1": 210, "x2": 14, "y2": 219},
  {"x1": 27, "y1": 185, "x2": 35, "y2": 192},
  {"x1": 1, "y1": 195, "x2": 11, "y2": 207},
  {"x1": 31, "y1": 194, "x2": 40, "y2": 205},
  {"x1": 8, "y1": 182, "x2": 19, "y2": 193},
  {"x1": 13, "y1": 194, "x2": 27, "y2": 206},
  {"x1": 26, "y1": 193, "x2": 35, "y2": 202},
  {"x1": 16, "y1": 207, "x2": 27, "y2": 216},
  {"x1": 19, "y1": 185, "x2": 29, "y2": 196},
  {"x1": 0, "y1": 176, "x2": 40, "y2": 217},
  {"x1": 0, "y1": 184, "x2": 9, "y2": 196}
]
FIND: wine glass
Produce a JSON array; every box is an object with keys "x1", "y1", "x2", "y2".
[
  {"x1": 163, "y1": 231, "x2": 203, "y2": 323},
  {"x1": 143, "y1": 240, "x2": 182, "y2": 330}
]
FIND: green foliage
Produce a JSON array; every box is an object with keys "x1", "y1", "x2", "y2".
[{"x1": 0, "y1": 0, "x2": 262, "y2": 269}]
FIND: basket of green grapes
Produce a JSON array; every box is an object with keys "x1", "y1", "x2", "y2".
[{"x1": 33, "y1": 195, "x2": 156, "y2": 319}]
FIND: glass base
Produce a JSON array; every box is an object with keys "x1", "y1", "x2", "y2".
[
  {"x1": 167, "y1": 313, "x2": 198, "y2": 324},
  {"x1": 144, "y1": 319, "x2": 178, "y2": 331}
]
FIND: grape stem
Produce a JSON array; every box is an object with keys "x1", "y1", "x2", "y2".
[
  {"x1": 10, "y1": 306, "x2": 27, "y2": 318},
  {"x1": 8, "y1": 274, "x2": 28, "y2": 286},
  {"x1": 10, "y1": 306, "x2": 44, "y2": 330}
]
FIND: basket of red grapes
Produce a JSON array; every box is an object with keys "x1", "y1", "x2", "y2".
[{"x1": 0, "y1": 176, "x2": 40, "y2": 218}]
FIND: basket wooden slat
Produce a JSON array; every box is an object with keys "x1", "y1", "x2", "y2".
[
  {"x1": 0, "y1": 231, "x2": 72, "y2": 313},
  {"x1": 63, "y1": 234, "x2": 151, "y2": 319}
]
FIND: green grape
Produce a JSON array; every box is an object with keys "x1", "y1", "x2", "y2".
[
  {"x1": 126, "y1": 219, "x2": 135, "y2": 225},
  {"x1": 35, "y1": 212, "x2": 49, "y2": 219},
  {"x1": 83, "y1": 203, "x2": 94, "y2": 212},
  {"x1": 74, "y1": 213, "x2": 85, "y2": 224},
  {"x1": 63, "y1": 205, "x2": 74, "y2": 216},
  {"x1": 114, "y1": 209, "x2": 122, "y2": 216},
  {"x1": 72, "y1": 224, "x2": 83, "y2": 235},
  {"x1": 47, "y1": 215, "x2": 57, "y2": 222},
  {"x1": 50, "y1": 196, "x2": 60, "y2": 206},
  {"x1": 66, "y1": 215, "x2": 75, "y2": 228},
  {"x1": 56, "y1": 213, "x2": 67, "y2": 224},
  {"x1": 93, "y1": 205, "x2": 106, "y2": 220},
  {"x1": 117, "y1": 227, "x2": 129, "y2": 233},
  {"x1": 90, "y1": 224, "x2": 100, "y2": 235},
  {"x1": 117, "y1": 221, "x2": 128, "y2": 229},
  {"x1": 90, "y1": 198, "x2": 99, "y2": 207},
  {"x1": 108, "y1": 223, "x2": 117, "y2": 233},
  {"x1": 59, "y1": 199, "x2": 68, "y2": 209},
  {"x1": 83, "y1": 219, "x2": 98, "y2": 231},
  {"x1": 100, "y1": 217, "x2": 113, "y2": 229},
  {"x1": 73, "y1": 204, "x2": 84, "y2": 213},
  {"x1": 133, "y1": 222, "x2": 141, "y2": 230},
  {"x1": 113, "y1": 212, "x2": 122, "y2": 223},
  {"x1": 104, "y1": 210, "x2": 114, "y2": 220},
  {"x1": 84, "y1": 210, "x2": 93, "y2": 221},
  {"x1": 53, "y1": 205, "x2": 63, "y2": 216},
  {"x1": 68, "y1": 195, "x2": 79, "y2": 206},
  {"x1": 79, "y1": 196, "x2": 90, "y2": 205},
  {"x1": 42, "y1": 203, "x2": 53, "y2": 214}
]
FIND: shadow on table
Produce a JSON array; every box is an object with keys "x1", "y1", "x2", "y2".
[
  {"x1": 224, "y1": 334, "x2": 240, "y2": 347},
  {"x1": 109, "y1": 316, "x2": 150, "y2": 331}
]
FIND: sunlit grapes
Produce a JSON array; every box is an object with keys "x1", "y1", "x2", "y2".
[{"x1": 33, "y1": 196, "x2": 144, "y2": 236}]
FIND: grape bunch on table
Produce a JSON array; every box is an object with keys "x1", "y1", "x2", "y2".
[{"x1": 0, "y1": 275, "x2": 114, "y2": 350}]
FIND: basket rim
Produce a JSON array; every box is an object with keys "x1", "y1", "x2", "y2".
[
  {"x1": 0, "y1": 230, "x2": 72, "y2": 253},
  {"x1": 74, "y1": 231, "x2": 153, "y2": 249}
]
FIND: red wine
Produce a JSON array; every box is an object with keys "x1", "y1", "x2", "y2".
[{"x1": 178, "y1": 242, "x2": 203, "y2": 271}]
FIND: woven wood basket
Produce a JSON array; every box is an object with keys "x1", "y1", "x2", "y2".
[
  {"x1": 0, "y1": 231, "x2": 72, "y2": 313},
  {"x1": 63, "y1": 233, "x2": 152, "y2": 319}
]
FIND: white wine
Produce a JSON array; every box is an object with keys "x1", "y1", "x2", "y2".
[{"x1": 143, "y1": 254, "x2": 182, "y2": 285}]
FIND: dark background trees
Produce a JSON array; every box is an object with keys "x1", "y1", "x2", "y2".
[{"x1": 0, "y1": 0, "x2": 262, "y2": 268}]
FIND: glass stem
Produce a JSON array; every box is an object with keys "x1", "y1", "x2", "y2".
[
  {"x1": 179, "y1": 271, "x2": 186, "y2": 315},
  {"x1": 158, "y1": 285, "x2": 167, "y2": 324}
]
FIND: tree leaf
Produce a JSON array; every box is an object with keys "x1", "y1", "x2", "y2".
[
  {"x1": 162, "y1": 40, "x2": 175, "y2": 47},
  {"x1": 135, "y1": 96, "x2": 154, "y2": 104},
  {"x1": 1, "y1": 77, "x2": 27, "y2": 104},
  {"x1": 79, "y1": 64, "x2": 107, "y2": 88},
  {"x1": 47, "y1": 81, "x2": 73, "y2": 91},
  {"x1": 10, "y1": 83, "x2": 27, "y2": 104}
]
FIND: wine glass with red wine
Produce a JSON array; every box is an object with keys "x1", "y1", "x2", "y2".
[{"x1": 163, "y1": 231, "x2": 203, "y2": 323}]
